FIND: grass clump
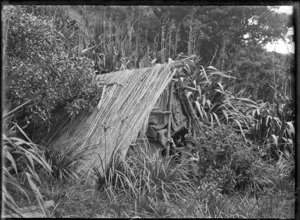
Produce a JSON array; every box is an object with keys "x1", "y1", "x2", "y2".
[
  {"x1": 2, "y1": 123, "x2": 52, "y2": 217},
  {"x1": 93, "y1": 146, "x2": 194, "y2": 217},
  {"x1": 44, "y1": 141, "x2": 96, "y2": 182}
]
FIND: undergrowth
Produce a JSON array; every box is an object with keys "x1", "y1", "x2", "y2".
[
  {"x1": 14, "y1": 134, "x2": 291, "y2": 218},
  {"x1": 4, "y1": 124, "x2": 294, "y2": 218}
]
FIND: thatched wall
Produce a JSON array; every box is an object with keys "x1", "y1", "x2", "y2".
[{"x1": 47, "y1": 62, "x2": 177, "y2": 179}]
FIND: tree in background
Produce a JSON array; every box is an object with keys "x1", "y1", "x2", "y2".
[{"x1": 229, "y1": 43, "x2": 294, "y2": 102}]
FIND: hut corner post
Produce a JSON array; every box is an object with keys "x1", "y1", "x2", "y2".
[
  {"x1": 178, "y1": 78, "x2": 203, "y2": 136},
  {"x1": 166, "y1": 81, "x2": 174, "y2": 158}
]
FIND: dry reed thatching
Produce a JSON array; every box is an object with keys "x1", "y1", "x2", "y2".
[{"x1": 48, "y1": 62, "x2": 178, "y2": 179}]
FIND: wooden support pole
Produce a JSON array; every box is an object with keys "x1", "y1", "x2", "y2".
[
  {"x1": 178, "y1": 78, "x2": 203, "y2": 134},
  {"x1": 166, "y1": 81, "x2": 174, "y2": 158}
]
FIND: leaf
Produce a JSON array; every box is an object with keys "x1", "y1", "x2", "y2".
[
  {"x1": 202, "y1": 106, "x2": 208, "y2": 121},
  {"x1": 2, "y1": 186, "x2": 22, "y2": 217},
  {"x1": 266, "y1": 115, "x2": 271, "y2": 126},
  {"x1": 206, "y1": 99, "x2": 212, "y2": 108},
  {"x1": 222, "y1": 110, "x2": 229, "y2": 124},
  {"x1": 181, "y1": 86, "x2": 199, "y2": 92},
  {"x1": 207, "y1": 66, "x2": 218, "y2": 71},
  {"x1": 208, "y1": 70, "x2": 237, "y2": 79},
  {"x1": 286, "y1": 139, "x2": 293, "y2": 144},
  {"x1": 199, "y1": 65, "x2": 210, "y2": 84},
  {"x1": 212, "y1": 112, "x2": 221, "y2": 126},
  {"x1": 151, "y1": 59, "x2": 157, "y2": 66},
  {"x1": 210, "y1": 114, "x2": 214, "y2": 128},
  {"x1": 202, "y1": 95, "x2": 206, "y2": 107},
  {"x1": 233, "y1": 119, "x2": 246, "y2": 141},
  {"x1": 186, "y1": 91, "x2": 192, "y2": 98},
  {"x1": 217, "y1": 82, "x2": 225, "y2": 92},
  {"x1": 81, "y1": 44, "x2": 98, "y2": 54},
  {"x1": 286, "y1": 122, "x2": 295, "y2": 135},
  {"x1": 25, "y1": 172, "x2": 47, "y2": 217},
  {"x1": 3, "y1": 99, "x2": 33, "y2": 120},
  {"x1": 25, "y1": 152, "x2": 35, "y2": 170},
  {"x1": 273, "y1": 117, "x2": 282, "y2": 127},
  {"x1": 197, "y1": 85, "x2": 202, "y2": 97},
  {"x1": 194, "y1": 101, "x2": 203, "y2": 120},
  {"x1": 15, "y1": 123, "x2": 32, "y2": 142},
  {"x1": 271, "y1": 134, "x2": 279, "y2": 145},
  {"x1": 4, "y1": 173, "x2": 31, "y2": 200}
]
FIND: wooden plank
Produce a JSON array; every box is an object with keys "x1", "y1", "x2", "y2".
[
  {"x1": 166, "y1": 81, "x2": 174, "y2": 158},
  {"x1": 178, "y1": 78, "x2": 203, "y2": 134}
]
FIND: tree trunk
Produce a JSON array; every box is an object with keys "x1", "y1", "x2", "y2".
[
  {"x1": 174, "y1": 23, "x2": 180, "y2": 57},
  {"x1": 188, "y1": 15, "x2": 193, "y2": 56},
  {"x1": 215, "y1": 35, "x2": 227, "y2": 70},
  {"x1": 166, "y1": 81, "x2": 174, "y2": 158}
]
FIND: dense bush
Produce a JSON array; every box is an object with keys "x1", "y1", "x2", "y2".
[
  {"x1": 4, "y1": 6, "x2": 102, "y2": 135},
  {"x1": 197, "y1": 125, "x2": 276, "y2": 195},
  {"x1": 249, "y1": 98, "x2": 295, "y2": 161}
]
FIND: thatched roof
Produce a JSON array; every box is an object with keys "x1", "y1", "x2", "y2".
[{"x1": 47, "y1": 62, "x2": 178, "y2": 179}]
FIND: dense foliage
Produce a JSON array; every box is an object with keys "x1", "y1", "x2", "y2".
[
  {"x1": 4, "y1": 6, "x2": 102, "y2": 137},
  {"x1": 229, "y1": 43, "x2": 295, "y2": 102},
  {"x1": 197, "y1": 125, "x2": 293, "y2": 195},
  {"x1": 2, "y1": 5, "x2": 294, "y2": 218}
]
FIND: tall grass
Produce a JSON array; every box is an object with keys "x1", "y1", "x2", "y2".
[
  {"x1": 44, "y1": 140, "x2": 97, "y2": 182},
  {"x1": 3, "y1": 115, "x2": 52, "y2": 217},
  {"x1": 87, "y1": 143, "x2": 294, "y2": 218},
  {"x1": 93, "y1": 146, "x2": 195, "y2": 217}
]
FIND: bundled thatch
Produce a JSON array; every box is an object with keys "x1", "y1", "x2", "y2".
[{"x1": 47, "y1": 62, "x2": 177, "y2": 179}]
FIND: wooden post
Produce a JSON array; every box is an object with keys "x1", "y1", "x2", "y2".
[
  {"x1": 166, "y1": 81, "x2": 174, "y2": 158},
  {"x1": 178, "y1": 78, "x2": 203, "y2": 134}
]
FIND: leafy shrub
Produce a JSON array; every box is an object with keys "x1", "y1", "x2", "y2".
[
  {"x1": 4, "y1": 6, "x2": 102, "y2": 137},
  {"x1": 197, "y1": 125, "x2": 276, "y2": 195}
]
